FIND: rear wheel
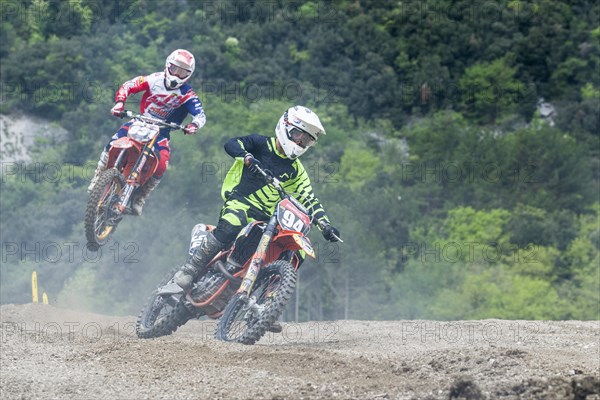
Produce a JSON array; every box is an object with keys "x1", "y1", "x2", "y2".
[
  {"x1": 216, "y1": 260, "x2": 296, "y2": 345},
  {"x1": 136, "y1": 266, "x2": 192, "y2": 339},
  {"x1": 84, "y1": 169, "x2": 125, "y2": 250}
]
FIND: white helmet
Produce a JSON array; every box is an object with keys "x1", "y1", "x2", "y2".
[
  {"x1": 275, "y1": 106, "x2": 325, "y2": 159},
  {"x1": 164, "y1": 49, "x2": 195, "y2": 90}
]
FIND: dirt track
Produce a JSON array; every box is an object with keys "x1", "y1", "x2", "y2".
[{"x1": 1, "y1": 304, "x2": 598, "y2": 399}]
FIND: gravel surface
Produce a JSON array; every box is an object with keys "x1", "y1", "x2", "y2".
[{"x1": 1, "y1": 304, "x2": 598, "y2": 399}]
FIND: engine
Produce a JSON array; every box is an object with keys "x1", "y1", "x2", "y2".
[{"x1": 190, "y1": 261, "x2": 240, "y2": 316}]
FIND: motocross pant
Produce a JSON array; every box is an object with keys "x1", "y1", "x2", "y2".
[
  {"x1": 105, "y1": 122, "x2": 170, "y2": 178},
  {"x1": 213, "y1": 197, "x2": 306, "y2": 264},
  {"x1": 177, "y1": 197, "x2": 305, "y2": 289},
  {"x1": 178, "y1": 198, "x2": 263, "y2": 286},
  {"x1": 213, "y1": 198, "x2": 268, "y2": 245}
]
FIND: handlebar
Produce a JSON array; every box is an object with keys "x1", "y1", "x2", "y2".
[
  {"x1": 253, "y1": 164, "x2": 343, "y2": 243},
  {"x1": 117, "y1": 110, "x2": 185, "y2": 131}
]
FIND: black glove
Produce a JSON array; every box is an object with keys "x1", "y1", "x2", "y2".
[
  {"x1": 321, "y1": 224, "x2": 341, "y2": 242},
  {"x1": 244, "y1": 153, "x2": 263, "y2": 175}
]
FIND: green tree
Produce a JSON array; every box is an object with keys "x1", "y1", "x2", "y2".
[{"x1": 459, "y1": 58, "x2": 523, "y2": 123}]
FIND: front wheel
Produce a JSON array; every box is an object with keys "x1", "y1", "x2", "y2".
[
  {"x1": 216, "y1": 260, "x2": 296, "y2": 345},
  {"x1": 84, "y1": 169, "x2": 125, "y2": 250}
]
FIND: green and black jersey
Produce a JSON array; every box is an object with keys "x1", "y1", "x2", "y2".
[{"x1": 221, "y1": 134, "x2": 329, "y2": 224}]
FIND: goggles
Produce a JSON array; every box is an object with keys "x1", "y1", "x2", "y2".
[
  {"x1": 168, "y1": 63, "x2": 192, "y2": 79},
  {"x1": 287, "y1": 126, "x2": 316, "y2": 148}
]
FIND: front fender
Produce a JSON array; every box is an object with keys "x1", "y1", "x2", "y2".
[
  {"x1": 276, "y1": 230, "x2": 316, "y2": 259},
  {"x1": 111, "y1": 137, "x2": 135, "y2": 149}
]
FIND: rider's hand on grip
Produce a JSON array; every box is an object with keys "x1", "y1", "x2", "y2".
[
  {"x1": 244, "y1": 153, "x2": 263, "y2": 175},
  {"x1": 183, "y1": 123, "x2": 198, "y2": 135},
  {"x1": 111, "y1": 101, "x2": 125, "y2": 117},
  {"x1": 321, "y1": 223, "x2": 341, "y2": 242}
]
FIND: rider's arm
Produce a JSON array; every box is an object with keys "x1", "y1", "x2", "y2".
[
  {"x1": 115, "y1": 76, "x2": 150, "y2": 103},
  {"x1": 224, "y1": 134, "x2": 265, "y2": 159},
  {"x1": 183, "y1": 90, "x2": 206, "y2": 129},
  {"x1": 284, "y1": 161, "x2": 330, "y2": 226}
]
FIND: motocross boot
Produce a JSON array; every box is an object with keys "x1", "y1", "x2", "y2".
[
  {"x1": 175, "y1": 232, "x2": 226, "y2": 290},
  {"x1": 132, "y1": 177, "x2": 160, "y2": 216},
  {"x1": 87, "y1": 150, "x2": 109, "y2": 193}
]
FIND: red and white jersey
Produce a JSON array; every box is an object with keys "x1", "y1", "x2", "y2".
[{"x1": 115, "y1": 72, "x2": 206, "y2": 129}]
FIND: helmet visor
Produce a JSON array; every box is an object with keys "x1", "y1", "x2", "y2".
[
  {"x1": 287, "y1": 126, "x2": 316, "y2": 148},
  {"x1": 168, "y1": 63, "x2": 192, "y2": 79}
]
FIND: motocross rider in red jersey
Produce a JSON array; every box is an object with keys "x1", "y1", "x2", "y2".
[{"x1": 87, "y1": 49, "x2": 206, "y2": 216}]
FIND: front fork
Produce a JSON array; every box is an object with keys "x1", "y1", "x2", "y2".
[
  {"x1": 238, "y1": 216, "x2": 277, "y2": 296},
  {"x1": 114, "y1": 141, "x2": 155, "y2": 215}
]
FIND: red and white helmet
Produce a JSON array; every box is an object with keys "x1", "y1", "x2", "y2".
[
  {"x1": 164, "y1": 49, "x2": 195, "y2": 90},
  {"x1": 275, "y1": 106, "x2": 325, "y2": 159}
]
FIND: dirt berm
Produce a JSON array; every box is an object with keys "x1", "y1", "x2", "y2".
[{"x1": 0, "y1": 304, "x2": 598, "y2": 399}]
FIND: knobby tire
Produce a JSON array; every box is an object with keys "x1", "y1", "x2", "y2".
[
  {"x1": 216, "y1": 260, "x2": 296, "y2": 345},
  {"x1": 84, "y1": 169, "x2": 125, "y2": 250},
  {"x1": 136, "y1": 266, "x2": 192, "y2": 339}
]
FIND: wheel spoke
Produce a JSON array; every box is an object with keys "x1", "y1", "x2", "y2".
[
  {"x1": 86, "y1": 170, "x2": 126, "y2": 248},
  {"x1": 222, "y1": 276, "x2": 273, "y2": 341},
  {"x1": 216, "y1": 261, "x2": 296, "y2": 344}
]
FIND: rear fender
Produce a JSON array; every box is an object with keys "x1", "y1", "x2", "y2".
[
  {"x1": 157, "y1": 282, "x2": 184, "y2": 296},
  {"x1": 227, "y1": 221, "x2": 266, "y2": 266},
  {"x1": 188, "y1": 223, "x2": 217, "y2": 256}
]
